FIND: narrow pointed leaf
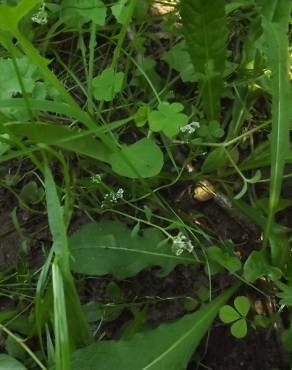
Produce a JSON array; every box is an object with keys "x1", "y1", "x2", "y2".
[
  {"x1": 71, "y1": 287, "x2": 237, "y2": 370},
  {"x1": 261, "y1": 1, "x2": 292, "y2": 259}
]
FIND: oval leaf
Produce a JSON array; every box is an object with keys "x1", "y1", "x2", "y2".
[
  {"x1": 231, "y1": 318, "x2": 247, "y2": 339},
  {"x1": 110, "y1": 138, "x2": 164, "y2": 178},
  {"x1": 234, "y1": 296, "x2": 250, "y2": 317},
  {"x1": 219, "y1": 305, "x2": 240, "y2": 323}
]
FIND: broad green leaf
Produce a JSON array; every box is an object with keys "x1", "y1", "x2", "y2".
[
  {"x1": 148, "y1": 102, "x2": 188, "y2": 138},
  {"x1": 61, "y1": 0, "x2": 107, "y2": 27},
  {"x1": 0, "y1": 57, "x2": 38, "y2": 99},
  {"x1": 0, "y1": 0, "x2": 41, "y2": 32},
  {"x1": 110, "y1": 138, "x2": 164, "y2": 178},
  {"x1": 162, "y1": 41, "x2": 197, "y2": 82},
  {"x1": 243, "y1": 250, "x2": 282, "y2": 282},
  {"x1": 71, "y1": 287, "x2": 237, "y2": 370},
  {"x1": 201, "y1": 147, "x2": 226, "y2": 173},
  {"x1": 231, "y1": 318, "x2": 247, "y2": 339},
  {"x1": 219, "y1": 305, "x2": 240, "y2": 323},
  {"x1": 180, "y1": 0, "x2": 227, "y2": 120},
  {"x1": 261, "y1": 1, "x2": 292, "y2": 259},
  {"x1": 69, "y1": 220, "x2": 194, "y2": 279},
  {"x1": 92, "y1": 67, "x2": 124, "y2": 102},
  {"x1": 111, "y1": 0, "x2": 131, "y2": 24},
  {"x1": 5, "y1": 122, "x2": 111, "y2": 163},
  {"x1": 234, "y1": 296, "x2": 250, "y2": 317},
  {"x1": 207, "y1": 246, "x2": 241, "y2": 273},
  {"x1": 0, "y1": 354, "x2": 26, "y2": 370}
]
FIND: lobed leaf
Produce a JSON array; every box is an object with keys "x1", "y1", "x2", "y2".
[
  {"x1": 69, "y1": 220, "x2": 195, "y2": 279},
  {"x1": 180, "y1": 0, "x2": 227, "y2": 120}
]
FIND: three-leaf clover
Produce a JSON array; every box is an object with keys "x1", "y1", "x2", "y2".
[
  {"x1": 148, "y1": 102, "x2": 188, "y2": 138},
  {"x1": 219, "y1": 296, "x2": 251, "y2": 338},
  {"x1": 92, "y1": 67, "x2": 124, "y2": 102},
  {"x1": 198, "y1": 120, "x2": 224, "y2": 141}
]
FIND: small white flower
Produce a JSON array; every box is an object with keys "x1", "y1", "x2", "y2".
[
  {"x1": 101, "y1": 188, "x2": 124, "y2": 208},
  {"x1": 180, "y1": 121, "x2": 200, "y2": 134},
  {"x1": 31, "y1": 3, "x2": 48, "y2": 25},
  {"x1": 172, "y1": 232, "x2": 194, "y2": 256},
  {"x1": 91, "y1": 174, "x2": 102, "y2": 184}
]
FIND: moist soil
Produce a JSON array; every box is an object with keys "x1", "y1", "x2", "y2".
[{"x1": 0, "y1": 179, "x2": 291, "y2": 369}]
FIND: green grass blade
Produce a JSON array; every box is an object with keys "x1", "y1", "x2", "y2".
[
  {"x1": 44, "y1": 161, "x2": 69, "y2": 273},
  {"x1": 52, "y1": 258, "x2": 70, "y2": 370},
  {"x1": 44, "y1": 161, "x2": 92, "y2": 347},
  {"x1": 261, "y1": 0, "x2": 292, "y2": 263}
]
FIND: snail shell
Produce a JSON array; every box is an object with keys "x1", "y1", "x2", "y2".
[{"x1": 193, "y1": 180, "x2": 215, "y2": 202}]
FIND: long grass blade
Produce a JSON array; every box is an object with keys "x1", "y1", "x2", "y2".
[
  {"x1": 52, "y1": 259, "x2": 70, "y2": 370},
  {"x1": 44, "y1": 160, "x2": 91, "y2": 348},
  {"x1": 261, "y1": 0, "x2": 292, "y2": 264}
]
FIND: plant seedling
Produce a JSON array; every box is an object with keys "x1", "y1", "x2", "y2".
[{"x1": 219, "y1": 296, "x2": 251, "y2": 338}]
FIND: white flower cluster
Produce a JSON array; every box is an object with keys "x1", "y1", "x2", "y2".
[
  {"x1": 91, "y1": 174, "x2": 102, "y2": 184},
  {"x1": 172, "y1": 232, "x2": 194, "y2": 256},
  {"x1": 101, "y1": 188, "x2": 124, "y2": 208},
  {"x1": 180, "y1": 121, "x2": 200, "y2": 134},
  {"x1": 31, "y1": 3, "x2": 48, "y2": 25}
]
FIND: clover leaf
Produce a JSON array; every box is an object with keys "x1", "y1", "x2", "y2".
[
  {"x1": 148, "y1": 102, "x2": 188, "y2": 138},
  {"x1": 92, "y1": 67, "x2": 124, "y2": 102},
  {"x1": 219, "y1": 296, "x2": 251, "y2": 338},
  {"x1": 198, "y1": 120, "x2": 224, "y2": 141},
  {"x1": 162, "y1": 41, "x2": 197, "y2": 83}
]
